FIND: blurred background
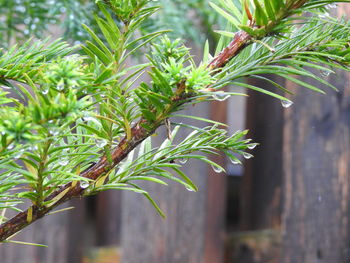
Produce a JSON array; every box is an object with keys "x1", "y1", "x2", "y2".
[{"x1": 0, "y1": 1, "x2": 350, "y2": 262}]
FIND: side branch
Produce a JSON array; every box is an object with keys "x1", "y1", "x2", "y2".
[
  {"x1": 0, "y1": 121, "x2": 153, "y2": 241},
  {"x1": 208, "y1": 31, "x2": 251, "y2": 69}
]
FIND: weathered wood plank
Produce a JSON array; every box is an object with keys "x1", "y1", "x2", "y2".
[
  {"x1": 281, "y1": 6, "x2": 350, "y2": 263},
  {"x1": 241, "y1": 77, "x2": 284, "y2": 231},
  {"x1": 226, "y1": 77, "x2": 284, "y2": 262},
  {"x1": 0, "y1": 203, "x2": 70, "y2": 263},
  {"x1": 95, "y1": 191, "x2": 121, "y2": 246},
  {"x1": 225, "y1": 229, "x2": 281, "y2": 263},
  {"x1": 204, "y1": 98, "x2": 228, "y2": 263},
  {"x1": 0, "y1": 200, "x2": 89, "y2": 263},
  {"x1": 282, "y1": 72, "x2": 350, "y2": 262},
  {"x1": 120, "y1": 104, "x2": 210, "y2": 263}
]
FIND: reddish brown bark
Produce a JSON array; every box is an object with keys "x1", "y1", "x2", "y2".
[
  {"x1": 0, "y1": 121, "x2": 153, "y2": 242},
  {"x1": 208, "y1": 32, "x2": 251, "y2": 69}
]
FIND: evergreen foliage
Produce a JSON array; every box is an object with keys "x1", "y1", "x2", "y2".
[
  {"x1": 0, "y1": 0, "x2": 223, "y2": 48},
  {"x1": 0, "y1": 0, "x2": 98, "y2": 48},
  {"x1": 0, "y1": 0, "x2": 349, "y2": 245}
]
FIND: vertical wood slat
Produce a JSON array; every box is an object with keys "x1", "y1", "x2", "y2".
[
  {"x1": 204, "y1": 98, "x2": 228, "y2": 263},
  {"x1": 120, "y1": 100, "x2": 228, "y2": 263},
  {"x1": 281, "y1": 6, "x2": 350, "y2": 263},
  {"x1": 241, "y1": 77, "x2": 284, "y2": 231},
  {"x1": 95, "y1": 191, "x2": 121, "y2": 246},
  {"x1": 226, "y1": 77, "x2": 284, "y2": 262},
  {"x1": 67, "y1": 199, "x2": 88, "y2": 263},
  {"x1": 0, "y1": 201, "x2": 88, "y2": 263},
  {"x1": 282, "y1": 69, "x2": 350, "y2": 262},
  {"x1": 120, "y1": 104, "x2": 210, "y2": 263},
  {"x1": 0, "y1": 203, "x2": 70, "y2": 263}
]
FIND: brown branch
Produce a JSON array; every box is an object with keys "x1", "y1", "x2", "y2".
[
  {"x1": 0, "y1": 29, "x2": 254, "y2": 242},
  {"x1": 0, "y1": 119, "x2": 154, "y2": 241},
  {"x1": 208, "y1": 31, "x2": 252, "y2": 69}
]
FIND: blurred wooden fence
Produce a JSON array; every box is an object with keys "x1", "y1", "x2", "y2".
[{"x1": 1, "y1": 5, "x2": 350, "y2": 263}]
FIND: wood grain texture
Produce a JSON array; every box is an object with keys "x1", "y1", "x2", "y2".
[
  {"x1": 225, "y1": 77, "x2": 284, "y2": 263},
  {"x1": 120, "y1": 104, "x2": 212, "y2": 263},
  {"x1": 241, "y1": 77, "x2": 284, "y2": 231},
  {"x1": 0, "y1": 203, "x2": 70, "y2": 263},
  {"x1": 95, "y1": 191, "x2": 121, "y2": 246},
  {"x1": 0, "y1": 200, "x2": 90, "y2": 263},
  {"x1": 282, "y1": 70, "x2": 350, "y2": 262},
  {"x1": 204, "y1": 97, "x2": 228, "y2": 263},
  {"x1": 281, "y1": 5, "x2": 350, "y2": 263}
]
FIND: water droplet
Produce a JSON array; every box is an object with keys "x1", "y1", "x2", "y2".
[
  {"x1": 281, "y1": 99, "x2": 293, "y2": 108},
  {"x1": 320, "y1": 70, "x2": 330, "y2": 78},
  {"x1": 42, "y1": 89, "x2": 49, "y2": 95},
  {"x1": 7, "y1": 144, "x2": 14, "y2": 150},
  {"x1": 185, "y1": 186, "x2": 195, "y2": 192},
  {"x1": 30, "y1": 145, "x2": 38, "y2": 151},
  {"x1": 70, "y1": 80, "x2": 78, "y2": 88},
  {"x1": 23, "y1": 17, "x2": 31, "y2": 25},
  {"x1": 49, "y1": 128, "x2": 60, "y2": 136},
  {"x1": 229, "y1": 158, "x2": 241, "y2": 165},
  {"x1": 247, "y1": 143, "x2": 258, "y2": 150},
  {"x1": 57, "y1": 83, "x2": 64, "y2": 91},
  {"x1": 59, "y1": 157, "x2": 69, "y2": 166},
  {"x1": 96, "y1": 139, "x2": 108, "y2": 148},
  {"x1": 84, "y1": 116, "x2": 95, "y2": 122},
  {"x1": 318, "y1": 12, "x2": 330, "y2": 19},
  {"x1": 80, "y1": 181, "x2": 89, "y2": 189},
  {"x1": 243, "y1": 152, "x2": 253, "y2": 159},
  {"x1": 14, "y1": 149, "x2": 24, "y2": 158},
  {"x1": 325, "y1": 3, "x2": 337, "y2": 9},
  {"x1": 318, "y1": 195, "x2": 322, "y2": 202},
  {"x1": 179, "y1": 158, "x2": 188, "y2": 164},
  {"x1": 212, "y1": 92, "x2": 230, "y2": 101},
  {"x1": 1, "y1": 131, "x2": 6, "y2": 135},
  {"x1": 211, "y1": 164, "x2": 224, "y2": 173}
]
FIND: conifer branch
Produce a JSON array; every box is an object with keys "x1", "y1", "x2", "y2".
[
  {"x1": 0, "y1": 18, "x2": 255, "y2": 242},
  {"x1": 1, "y1": 0, "x2": 350, "y2": 243}
]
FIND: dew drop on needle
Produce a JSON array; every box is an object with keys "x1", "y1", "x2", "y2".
[
  {"x1": 281, "y1": 100, "x2": 293, "y2": 108},
  {"x1": 80, "y1": 181, "x2": 89, "y2": 189},
  {"x1": 243, "y1": 152, "x2": 253, "y2": 159},
  {"x1": 212, "y1": 92, "x2": 230, "y2": 102},
  {"x1": 211, "y1": 164, "x2": 223, "y2": 173}
]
